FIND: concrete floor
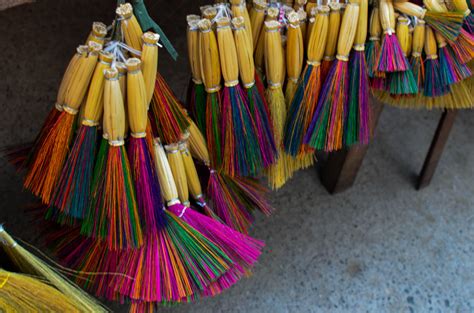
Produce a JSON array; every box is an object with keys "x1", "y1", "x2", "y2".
[{"x1": 1, "y1": 1, "x2": 474, "y2": 312}]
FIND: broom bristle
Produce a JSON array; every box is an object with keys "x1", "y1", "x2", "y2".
[
  {"x1": 128, "y1": 137, "x2": 166, "y2": 235},
  {"x1": 82, "y1": 145, "x2": 143, "y2": 250},
  {"x1": 320, "y1": 58, "x2": 334, "y2": 82},
  {"x1": 448, "y1": 29, "x2": 474, "y2": 63},
  {"x1": 424, "y1": 11, "x2": 465, "y2": 41},
  {"x1": 24, "y1": 111, "x2": 77, "y2": 204},
  {"x1": 205, "y1": 92, "x2": 223, "y2": 168},
  {"x1": 284, "y1": 64, "x2": 321, "y2": 156},
  {"x1": 376, "y1": 33, "x2": 410, "y2": 72},
  {"x1": 1, "y1": 142, "x2": 34, "y2": 171},
  {"x1": 305, "y1": 60, "x2": 348, "y2": 152},
  {"x1": 439, "y1": 45, "x2": 472, "y2": 84},
  {"x1": 346, "y1": 50, "x2": 371, "y2": 146},
  {"x1": 51, "y1": 125, "x2": 98, "y2": 219},
  {"x1": 188, "y1": 81, "x2": 207, "y2": 134},
  {"x1": 424, "y1": 58, "x2": 451, "y2": 97},
  {"x1": 410, "y1": 55, "x2": 425, "y2": 91},
  {"x1": 221, "y1": 85, "x2": 264, "y2": 177}
]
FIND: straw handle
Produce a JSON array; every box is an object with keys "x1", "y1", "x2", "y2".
[{"x1": 104, "y1": 69, "x2": 126, "y2": 144}]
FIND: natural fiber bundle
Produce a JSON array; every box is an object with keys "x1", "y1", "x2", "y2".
[
  {"x1": 230, "y1": 0, "x2": 253, "y2": 48},
  {"x1": 305, "y1": 8, "x2": 317, "y2": 51},
  {"x1": 52, "y1": 51, "x2": 113, "y2": 219},
  {"x1": 165, "y1": 143, "x2": 190, "y2": 206},
  {"x1": 284, "y1": 7, "x2": 329, "y2": 156},
  {"x1": 263, "y1": 20, "x2": 294, "y2": 189},
  {"x1": 126, "y1": 57, "x2": 166, "y2": 239},
  {"x1": 376, "y1": 0, "x2": 409, "y2": 72},
  {"x1": 386, "y1": 17, "x2": 418, "y2": 97},
  {"x1": 249, "y1": 0, "x2": 268, "y2": 51},
  {"x1": 186, "y1": 121, "x2": 211, "y2": 165},
  {"x1": 286, "y1": 10, "x2": 305, "y2": 104},
  {"x1": 436, "y1": 31, "x2": 472, "y2": 85},
  {"x1": 24, "y1": 42, "x2": 100, "y2": 204},
  {"x1": 306, "y1": 0, "x2": 317, "y2": 17},
  {"x1": 86, "y1": 22, "x2": 107, "y2": 46},
  {"x1": 233, "y1": 16, "x2": 277, "y2": 171},
  {"x1": 424, "y1": 26, "x2": 450, "y2": 96},
  {"x1": 116, "y1": 3, "x2": 143, "y2": 53},
  {"x1": 346, "y1": 0, "x2": 371, "y2": 146},
  {"x1": 0, "y1": 269, "x2": 83, "y2": 312},
  {"x1": 149, "y1": 71, "x2": 191, "y2": 144},
  {"x1": 297, "y1": 9, "x2": 308, "y2": 46},
  {"x1": 217, "y1": 17, "x2": 264, "y2": 177},
  {"x1": 198, "y1": 18, "x2": 223, "y2": 168},
  {"x1": 254, "y1": 7, "x2": 279, "y2": 78},
  {"x1": 410, "y1": 20, "x2": 426, "y2": 92},
  {"x1": 141, "y1": 32, "x2": 160, "y2": 105},
  {"x1": 82, "y1": 68, "x2": 143, "y2": 250},
  {"x1": 304, "y1": 0, "x2": 359, "y2": 152},
  {"x1": 393, "y1": 1, "x2": 464, "y2": 41},
  {"x1": 0, "y1": 226, "x2": 108, "y2": 312},
  {"x1": 186, "y1": 17, "x2": 207, "y2": 134},
  {"x1": 366, "y1": 6, "x2": 386, "y2": 90},
  {"x1": 321, "y1": 3, "x2": 341, "y2": 81},
  {"x1": 294, "y1": 0, "x2": 307, "y2": 11}
]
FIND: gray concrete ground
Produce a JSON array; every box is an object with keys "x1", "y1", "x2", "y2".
[{"x1": 0, "y1": 1, "x2": 473, "y2": 312}]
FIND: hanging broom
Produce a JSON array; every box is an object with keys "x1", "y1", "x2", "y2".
[
  {"x1": 346, "y1": 0, "x2": 371, "y2": 146},
  {"x1": 386, "y1": 17, "x2": 418, "y2": 97},
  {"x1": 198, "y1": 18, "x2": 224, "y2": 168},
  {"x1": 366, "y1": 6, "x2": 386, "y2": 90},
  {"x1": 254, "y1": 7, "x2": 279, "y2": 80},
  {"x1": 249, "y1": 0, "x2": 268, "y2": 52},
  {"x1": 216, "y1": 17, "x2": 264, "y2": 177},
  {"x1": 263, "y1": 19, "x2": 294, "y2": 189},
  {"x1": 186, "y1": 16, "x2": 207, "y2": 134},
  {"x1": 376, "y1": 0, "x2": 410, "y2": 73},
  {"x1": 51, "y1": 51, "x2": 113, "y2": 219},
  {"x1": 164, "y1": 142, "x2": 265, "y2": 296},
  {"x1": 82, "y1": 68, "x2": 143, "y2": 250},
  {"x1": 285, "y1": 6, "x2": 329, "y2": 154},
  {"x1": 0, "y1": 226, "x2": 108, "y2": 312},
  {"x1": 233, "y1": 16, "x2": 277, "y2": 171},
  {"x1": 24, "y1": 42, "x2": 101, "y2": 204},
  {"x1": 185, "y1": 122, "x2": 273, "y2": 234},
  {"x1": 321, "y1": 3, "x2": 342, "y2": 81},
  {"x1": 424, "y1": 26, "x2": 451, "y2": 97},
  {"x1": 285, "y1": 10, "x2": 305, "y2": 104},
  {"x1": 126, "y1": 56, "x2": 167, "y2": 239},
  {"x1": 304, "y1": 0, "x2": 359, "y2": 152},
  {"x1": 393, "y1": 1, "x2": 464, "y2": 41}
]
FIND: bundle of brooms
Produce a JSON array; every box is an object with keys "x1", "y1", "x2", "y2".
[{"x1": 5, "y1": 2, "x2": 272, "y2": 312}]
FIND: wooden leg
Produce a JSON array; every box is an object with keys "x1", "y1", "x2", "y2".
[
  {"x1": 320, "y1": 98, "x2": 384, "y2": 194},
  {"x1": 416, "y1": 110, "x2": 457, "y2": 190}
]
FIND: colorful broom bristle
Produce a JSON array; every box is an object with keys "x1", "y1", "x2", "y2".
[
  {"x1": 366, "y1": 8, "x2": 387, "y2": 92},
  {"x1": 409, "y1": 20, "x2": 426, "y2": 92},
  {"x1": 321, "y1": 3, "x2": 342, "y2": 81},
  {"x1": 448, "y1": 28, "x2": 474, "y2": 63},
  {"x1": 437, "y1": 32, "x2": 472, "y2": 85},
  {"x1": 424, "y1": 26, "x2": 451, "y2": 97}
]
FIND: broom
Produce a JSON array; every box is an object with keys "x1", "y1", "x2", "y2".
[
  {"x1": 233, "y1": 16, "x2": 277, "y2": 171},
  {"x1": 424, "y1": 26, "x2": 451, "y2": 97},
  {"x1": 0, "y1": 226, "x2": 108, "y2": 312},
  {"x1": 435, "y1": 30, "x2": 472, "y2": 85},
  {"x1": 393, "y1": 1, "x2": 465, "y2": 41},
  {"x1": 126, "y1": 56, "x2": 166, "y2": 239},
  {"x1": 230, "y1": 0, "x2": 254, "y2": 49},
  {"x1": 304, "y1": 0, "x2": 360, "y2": 152},
  {"x1": 376, "y1": 0, "x2": 410, "y2": 73},
  {"x1": 24, "y1": 42, "x2": 101, "y2": 204},
  {"x1": 286, "y1": 6, "x2": 330, "y2": 153},
  {"x1": 164, "y1": 142, "x2": 265, "y2": 296},
  {"x1": 386, "y1": 17, "x2": 419, "y2": 97},
  {"x1": 0, "y1": 269, "x2": 88, "y2": 312},
  {"x1": 249, "y1": 0, "x2": 268, "y2": 52},
  {"x1": 320, "y1": 3, "x2": 342, "y2": 81},
  {"x1": 264, "y1": 19, "x2": 295, "y2": 189},
  {"x1": 82, "y1": 68, "x2": 143, "y2": 250},
  {"x1": 285, "y1": 10, "x2": 305, "y2": 104},
  {"x1": 410, "y1": 19, "x2": 426, "y2": 93},
  {"x1": 186, "y1": 122, "x2": 273, "y2": 234},
  {"x1": 254, "y1": 7, "x2": 280, "y2": 80},
  {"x1": 216, "y1": 17, "x2": 264, "y2": 177},
  {"x1": 186, "y1": 17, "x2": 207, "y2": 134},
  {"x1": 366, "y1": 6, "x2": 387, "y2": 91},
  {"x1": 198, "y1": 18, "x2": 224, "y2": 168},
  {"x1": 346, "y1": 0, "x2": 371, "y2": 146},
  {"x1": 51, "y1": 51, "x2": 113, "y2": 220}
]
